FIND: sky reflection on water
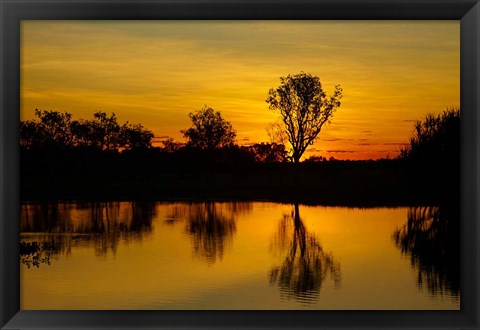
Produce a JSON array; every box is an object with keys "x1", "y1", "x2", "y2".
[{"x1": 20, "y1": 201, "x2": 459, "y2": 310}]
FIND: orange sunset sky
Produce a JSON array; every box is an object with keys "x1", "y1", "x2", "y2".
[{"x1": 20, "y1": 20, "x2": 459, "y2": 160}]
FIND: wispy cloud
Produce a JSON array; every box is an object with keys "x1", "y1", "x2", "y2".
[
  {"x1": 383, "y1": 142, "x2": 409, "y2": 146},
  {"x1": 21, "y1": 20, "x2": 459, "y2": 160},
  {"x1": 326, "y1": 150, "x2": 357, "y2": 153}
]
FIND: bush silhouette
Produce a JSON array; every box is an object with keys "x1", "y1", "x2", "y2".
[
  {"x1": 181, "y1": 106, "x2": 236, "y2": 150},
  {"x1": 20, "y1": 110, "x2": 154, "y2": 151}
]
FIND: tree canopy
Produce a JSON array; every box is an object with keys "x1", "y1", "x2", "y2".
[
  {"x1": 266, "y1": 72, "x2": 342, "y2": 163},
  {"x1": 20, "y1": 110, "x2": 154, "y2": 151},
  {"x1": 400, "y1": 108, "x2": 460, "y2": 162},
  {"x1": 182, "y1": 106, "x2": 236, "y2": 150},
  {"x1": 247, "y1": 143, "x2": 287, "y2": 163}
]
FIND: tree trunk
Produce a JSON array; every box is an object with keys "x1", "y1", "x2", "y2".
[{"x1": 294, "y1": 203, "x2": 301, "y2": 226}]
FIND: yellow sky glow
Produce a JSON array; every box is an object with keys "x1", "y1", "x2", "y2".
[{"x1": 20, "y1": 20, "x2": 459, "y2": 160}]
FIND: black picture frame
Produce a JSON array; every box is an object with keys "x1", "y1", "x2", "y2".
[{"x1": 1, "y1": 0, "x2": 479, "y2": 329}]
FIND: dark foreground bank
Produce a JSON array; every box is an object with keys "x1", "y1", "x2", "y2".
[{"x1": 21, "y1": 152, "x2": 459, "y2": 206}]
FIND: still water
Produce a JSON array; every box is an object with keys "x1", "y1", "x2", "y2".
[{"x1": 20, "y1": 201, "x2": 459, "y2": 310}]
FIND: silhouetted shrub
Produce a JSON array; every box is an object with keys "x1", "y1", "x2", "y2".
[
  {"x1": 400, "y1": 108, "x2": 459, "y2": 163},
  {"x1": 20, "y1": 110, "x2": 154, "y2": 152}
]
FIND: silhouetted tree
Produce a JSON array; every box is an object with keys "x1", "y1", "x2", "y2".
[
  {"x1": 266, "y1": 72, "x2": 342, "y2": 163},
  {"x1": 20, "y1": 120, "x2": 41, "y2": 150},
  {"x1": 20, "y1": 110, "x2": 154, "y2": 151},
  {"x1": 182, "y1": 106, "x2": 236, "y2": 150},
  {"x1": 90, "y1": 112, "x2": 121, "y2": 151},
  {"x1": 400, "y1": 108, "x2": 460, "y2": 162},
  {"x1": 248, "y1": 143, "x2": 288, "y2": 163},
  {"x1": 161, "y1": 138, "x2": 184, "y2": 153},
  {"x1": 20, "y1": 109, "x2": 73, "y2": 150},
  {"x1": 120, "y1": 122, "x2": 154, "y2": 150},
  {"x1": 70, "y1": 118, "x2": 96, "y2": 148},
  {"x1": 304, "y1": 155, "x2": 327, "y2": 163},
  {"x1": 398, "y1": 108, "x2": 459, "y2": 198},
  {"x1": 266, "y1": 121, "x2": 289, "y2": 157}
]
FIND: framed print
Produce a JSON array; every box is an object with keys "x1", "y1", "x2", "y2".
[{"x1": 1, "y1": 0, "x2": 479, "y2": 329}]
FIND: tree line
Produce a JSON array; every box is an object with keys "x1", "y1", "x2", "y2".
[
  {"x1": 20, "y1": 72, "x2": 344, "y2": 164},
  {"x1": 20, "y1": 107, "x2": 290, "y2": 164},
  {"x1": 20, "y1": 72, "x2": 459, "y2": 166},
  {"x1": 20, "y1": 110, "x2": 154, "y2": 151}
]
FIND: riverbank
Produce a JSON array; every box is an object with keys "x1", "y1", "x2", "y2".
[{"x1": 21, "y1": 161, "x2": 458, "y2": 206}]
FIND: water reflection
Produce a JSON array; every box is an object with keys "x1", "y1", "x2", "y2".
[
  {"x1": 185, "y1": 203, "x2": 237, "y2": 264},
  {"x1": 166, "y1": 202, "x2": 251, "y2": 264},
  {"x1": 392, "y1": 205, "x2": 460, "y2": 297},
  {"x1": 269, "y1": 204, "x2": 341, "y2": 303},
  {"x1": 20, "y1": 202, "x2": 460, "y2": 310},
  {"x1": 19, "y1": 241, "x2": 52, "y2": 268},
  {"x1": 20, "y1": 201, "x2": 156, "y2": 266}
]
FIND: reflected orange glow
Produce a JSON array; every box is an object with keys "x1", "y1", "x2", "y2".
[
  {"x1": 20, "y1": 21, "x2": 459, "y2": 160},
  {"x1": 20, "y1": 202, "x2": 459, "y2": 310}
]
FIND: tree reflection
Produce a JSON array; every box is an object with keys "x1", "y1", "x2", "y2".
[
  {"x1": 20, "y1": 201, "x2": 156, "y2": 266},
  {"x1": 185, "y1": 202, "x2": 237, "y2": 264},
  {"x1": 269, "y1": 204, "x2": 341, "y2": 303},
  {"x1": 392, "y1": 205, "x2": 459, "y2": 297}
]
